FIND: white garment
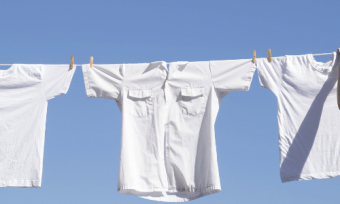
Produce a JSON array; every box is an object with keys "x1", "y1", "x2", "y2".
[
  {"x1": 257, "y1": 53, "x2": 340, "y2": 183},
  {"x1": 82, "y1": 59, "x2": 255, "y2": 202},
  {"x1": 0, "y1": 64, "x2": 76, "y2": 187}
]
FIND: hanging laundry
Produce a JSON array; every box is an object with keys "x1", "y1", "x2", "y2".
[
  {"x1": 257, "y1": 53, "x2": 340, "y2": 182},
  {"x1": 0, "y1": 64, "x2": 76, "y2": 187},
  {"x1": 82, "y1": 59, "x2": 255, "y2": 202}
]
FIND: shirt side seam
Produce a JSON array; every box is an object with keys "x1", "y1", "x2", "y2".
[
  {"x1": 277, "y1": 57, "x2": 286, "y2": 139},
  {"x1": 208, "y1": 61, "x2": 222, "y2": 99},
  {"x1": 40, "y1": 65, "x2": 48, "y2": 102}
]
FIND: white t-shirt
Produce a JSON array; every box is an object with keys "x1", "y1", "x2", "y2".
[
  {"x1": 0, "y1": 64, "x2": 76, "y2": 187},
  {"x1": 82, "y1": 60, "x2": 255, "y2": 202},
  {"x1": 257, "y1": 53, "x2": 340, "y2": 182}
]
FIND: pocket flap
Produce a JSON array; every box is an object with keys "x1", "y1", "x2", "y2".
[
  {"x1": 181, "y1": 87, "x2": 205, "y2": 97},
  {"x1": 129, "y1": 89, "x2": 152, "y2": 98}
]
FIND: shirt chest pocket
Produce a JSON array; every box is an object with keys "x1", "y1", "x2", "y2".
[
  {"x1": 180, "y1": 87, "x2": 206, "y2": 116},
  {"x1": 128, "y1": 89, "x2": 154, "y2": 117}
]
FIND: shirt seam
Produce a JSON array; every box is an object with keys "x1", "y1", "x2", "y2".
[
  {"x1": 243, "y1": 62, "x2": 256, "y2": 91},
  {"x1": 82, "y1": 65, "x2": 95, "y2": 98},
  {"x1": 117, "y1": 64, "x2": 125, "y2": 102},
  {"x1": 60, "y1": 65, "x2": 75, "y2": 95},
  {"x1": 118, "y1": 185, "x2": 221, "y2": 192},
  {"x1": 257, "y1": 60, "x2": 266, "y2": 88},
  {"x1": 40, "y1": 65, "x2": 48, "y2": 102},
  {"x1": 0, "y1": 179, "x2": 41, "y2": 181},
  {"x1": 282, "y1": 171, "x2": 340, "y2": 183},
  {"x1": 277, "y1": 57, "x2": 286, "y2": 138},
  {"x1": 208, "y1": 61, "x2": 221, "y2": 99},
  {"x1": 118, "y1": 185, "x2": 221, "y2": 202}
]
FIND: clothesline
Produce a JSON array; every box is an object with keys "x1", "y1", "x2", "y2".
[
  {"x1": 0, "y1": 64, "x2": 172, "y2": 66},
  {"x1": 0, "y1": 64, "x2": 84, "y2": 66},
  {"x1": 0, "y1": 52, "x2": 335, "y2": 66},
  {"x1": 312, "y1": 53, "x2": 333, "y2": 56}
]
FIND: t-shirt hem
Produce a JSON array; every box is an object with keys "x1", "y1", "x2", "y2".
[
  {"x1": 256, "y1": 59, "x2": 266, "y2": 88},
  {"x1": 0, "y1": 180, "x2": 41, "y2": 187},
  {"x1": 118, "y1": 185, "x2": 221, "y2": 202},
  {"x1": 281, "y1": 171, "x2": 340, "y2": 183},
  {"x1": 61, "y1": 65, "x2": 76, "y2": 95},
  {"x1": 81, "y1": 65, "x2": 95, "y2": 98},
  {"x1": 243, "y1": 63, "x2": 256, "y2": 91}
]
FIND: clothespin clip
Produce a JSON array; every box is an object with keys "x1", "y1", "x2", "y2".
[
  {"x1": 70, "y1": 56, "x2": 74, "y2": 69},
  {"x1": 337, "y1": 48, "x2": 340, "y2": 110},
  {"x1": 268, "y1": 49, "x2": 272, "y2": 62},
  {"x1": 252, "y1": 50, "x2": 256, "y2": 63},
  {"x1": 90, "y1": 56, "x2": 93, "y2": 68}
]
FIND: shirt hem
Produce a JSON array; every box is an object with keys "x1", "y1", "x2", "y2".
[
  {"x1": 0, "y1": 180, "x2": 41, "y2": 187},
  {"x1": 281, "y1": 171, "x2": 340, "y2": 183},
  {"x1": 118, "y1": 185, "x2": 221, "y2": 202},
  {"x1": 81, "y1": 64, "x2": 94, "y2": 97},
  {"x1": 243, "y1": 62, "x2": 256, "y2": 91},
  {"x1": 61, "y1": 65, "x2": 77, "y2": 95}
]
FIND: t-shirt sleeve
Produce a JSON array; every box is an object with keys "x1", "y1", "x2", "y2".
[
  {"x1": 42, "y1": 65, "x2": 76, "y2": 101},
  {"x1": 82, "y1": 64, "x2": 123, "y2": 100},
  {"x1": 257, "y1": 57, "x2": 285, "y2": 96},
  {"x1": 210, "y1": 59, "x2": 256, "y2": 98}
]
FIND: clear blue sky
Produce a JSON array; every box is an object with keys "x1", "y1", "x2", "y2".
[{"x1": 1, "y1": 0, "x2": 340, "y2": 203}]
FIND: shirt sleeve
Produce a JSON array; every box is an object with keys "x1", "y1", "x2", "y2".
[
  {"x1": 42, "y1": 65, "x2": 76, "y2": 101},
  {"x1": 210, "y1": 59, "x2": 256, "y2": 98},
  {"x1": 257, "y1": 57, "x2": 285, "y2": 96},
  {"x1": 82, "y1": 64, "x2": 123, "y2": 100}
]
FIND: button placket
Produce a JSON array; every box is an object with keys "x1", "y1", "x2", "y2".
[{"x1": 163, "y1": 74, "x2": 171, "y2": 189}]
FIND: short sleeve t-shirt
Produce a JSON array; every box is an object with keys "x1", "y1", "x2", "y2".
[
  {"x1": 82, "y1": 59, "x2": 255, "y2": 202},
  {"x1": 0, "y1": 64, "x2": 76, "y2": 187},
  {"x1": 257, "y1": 53, "x2": 340, "y2": 182}
]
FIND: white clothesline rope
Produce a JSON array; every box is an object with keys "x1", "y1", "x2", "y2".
[
  {"x1": 0, "y1": 64, "x2": 85, "y2": 66},
  {"x1": 312, "y1": 53, "x2": 333, "y2": 56},
  {"x1": 0, "y1": 52, "x2": 336, "y2": 66}
]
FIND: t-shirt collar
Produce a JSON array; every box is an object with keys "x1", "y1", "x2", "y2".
[
  {"x1": 307, "y1": 52, "x2": 338, "y2": 73},
  {"x1": 0, "y1": 64, "x2": 16, "y2": 78}
]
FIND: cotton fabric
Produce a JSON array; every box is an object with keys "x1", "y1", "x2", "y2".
[
  {"x1": 82, "y1": 59, "x2": 255, "y2": 202},
  {"x1": 0, "y1": 64, "x2": 76, "y2": 187},
  {"x1": 257, "y1": 53, "x2": 340, "y2": 182}
]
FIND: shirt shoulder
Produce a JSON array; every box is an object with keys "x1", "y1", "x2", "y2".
[{"x1": 16, "y1": 64, "x2": 43, "y2": 81}]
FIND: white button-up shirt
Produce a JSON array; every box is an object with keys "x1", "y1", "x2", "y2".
[{"x1": 82, "y1": 59, "x2": 255, "y2": 202}]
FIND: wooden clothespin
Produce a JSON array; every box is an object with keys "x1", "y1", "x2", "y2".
[
  {"x1": 90, "y1": 56, "x2": 93, "y2": 68},
  {"x1": 268, "y1": 49, "x2": 272, "y2": 62},
  {"x1": 70, "y1": 56, "x2": 74, "y2": 69},
  {"x1": 337, "y1": 48, "x2": 340, "y2": 110},
  {"x1": 252, "y1": 50, "x2": 256, "y2": 63}
]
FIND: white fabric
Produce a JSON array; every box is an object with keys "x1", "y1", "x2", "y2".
[
  {"x1": 257, "y1": 53, "x2": 340, "y2": 183},
  {"x1": 0, "y1": 64, "x2": 76, "y2": 187},
  {"x1": 82, "y1": 59, "x2": 255, "y2": 202}
]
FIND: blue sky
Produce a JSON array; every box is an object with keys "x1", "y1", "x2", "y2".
[{"x1": 1, "y1": 0, "x2": 340, "y2": 203}]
